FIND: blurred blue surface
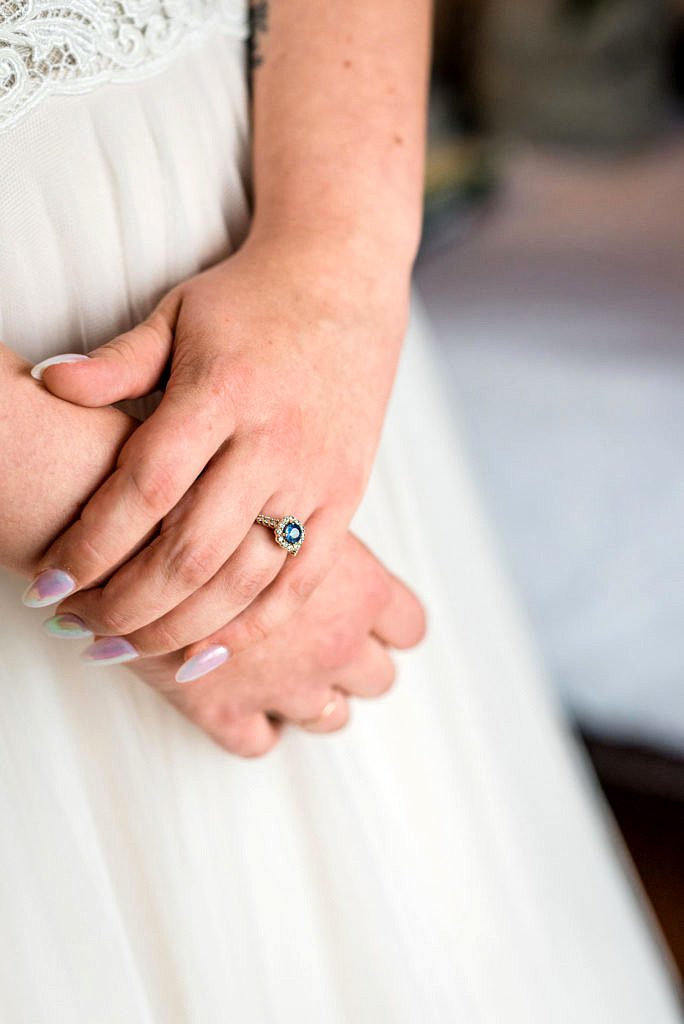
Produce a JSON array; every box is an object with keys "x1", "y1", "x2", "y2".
[{"x1": 416, "y1": 141, "x2": 684, "y2": 753}]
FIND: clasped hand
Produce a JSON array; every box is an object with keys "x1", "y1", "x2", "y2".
[{"x1": 25, "y1": 236, "x2": 421, "y2": 739}]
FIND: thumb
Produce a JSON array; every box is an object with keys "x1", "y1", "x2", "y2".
[{"x1": 32, "y1": 299, "x2": 177, "y2": 407}]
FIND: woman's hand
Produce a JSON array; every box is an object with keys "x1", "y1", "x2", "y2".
[
  {"x1": 123, "y1": 534, "x2": 426, "y2": 757},
  {"x1": 27, "y1": 233, "x2": 410, "y2": 662}
]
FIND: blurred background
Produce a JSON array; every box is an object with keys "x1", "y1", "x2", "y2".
[{"x1": 419, "y1": 0, "x2": 684, "y2": 975}]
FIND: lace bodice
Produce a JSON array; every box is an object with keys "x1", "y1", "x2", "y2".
[{"x1": 0, "y1": 0, "x2": 246, "y2": 133}]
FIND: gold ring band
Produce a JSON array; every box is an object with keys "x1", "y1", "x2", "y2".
[{"x1": 294, "y1": 695, "x2": 339, "y2": 728}]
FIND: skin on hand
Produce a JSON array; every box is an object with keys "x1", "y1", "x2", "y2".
[
  {"x1": 31, "y1": 234, "x2": 412, "y2": 672},
  {"x1": 0, "y1": 344, "x2": 426, "y2": 755},
  {"x1": 0, "y1": 343, "x2": 136, "y2": 577},
  {"x1": 125, "y1": 533, "x2": 426, "y2": 757}
]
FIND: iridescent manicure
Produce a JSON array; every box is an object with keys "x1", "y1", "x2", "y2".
[
  {"x1": 30, "y1": 353, "x2": 89, "y2": 380},
  {"x1": 22, "y1": 569, "x2": 76, "y2": 608},
  {"x1": 175, "y1": 644, "x2": 230, "y2": 684},
  {"x1": 81, "y1": 637, "x2": 139, "y2": 666},
  {"x1": 43, "y1": 613, "x2": 93, "y2": 640}
]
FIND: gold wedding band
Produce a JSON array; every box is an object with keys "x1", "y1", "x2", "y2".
[
  {"x1": 294, "y1": 695, "x2": 339, "y2": 728},
  {"x1": 255, "y1": 514, "x2": 306, "y2": 555}
]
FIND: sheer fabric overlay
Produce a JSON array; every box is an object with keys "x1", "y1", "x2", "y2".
[{"x1": 0, "y1": 20, "x2": 681, "y2": 1024}]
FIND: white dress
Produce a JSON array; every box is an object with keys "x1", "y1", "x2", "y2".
[{"x1": 0, "y1": 5, "x2": 680, "y2": 1022}]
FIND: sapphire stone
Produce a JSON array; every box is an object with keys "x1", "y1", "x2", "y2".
[{"x1": 284, "y1": 523, "x2": 302, "y2": 544}]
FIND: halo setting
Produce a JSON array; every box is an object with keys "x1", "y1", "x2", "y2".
[
  {"x1": 274, "y1": 516, "x2": 305, "y2": 555},
  {"x1": 255, "y1": 514, "x2": 306, "y2": 555}
]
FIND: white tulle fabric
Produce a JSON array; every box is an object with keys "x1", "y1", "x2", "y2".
[{"x1": 0, "y1": 25, "x2": 681, "y2": 1024}]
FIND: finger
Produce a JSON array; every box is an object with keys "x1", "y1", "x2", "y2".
[
  {"x1": 35, "y1": 295, "x2": 178, "y2": 406},
  {"x1": 190, "y1": 506, "x2": 345, "y2": 657},
  {"x1": 58, "y1": 440, "x2": 278, "y2": 636},
  {"x1": 107, "y1": 501, "x2": 325, "y2": 662},
  {"x1": 93, "y1": 526, "x2": 287, "y2": 660},
  {"x1": 333, "y1": 535, "x2": 426, "y2": 651},
  {"x1": 282, "y1": 689, "x2": 350, "y2": 735},
  {"x1": 124, "y1": 650, "x2": 280, "y2": 756},
  {"x1": 373, "y1": 571, "x2": 426, "y2": 650},
  {"x1": 33, "y1": 379, "x2": 237, "y2": 599},
  {"x1": 297, "y1": 691, "x2": 350, "y2": 734},
  {"x1": 198, "y1": 704, "x2": 282, "y2": 758},
  {"x1": 333, "y1": 637, "x2": 397, "y2": 699}
]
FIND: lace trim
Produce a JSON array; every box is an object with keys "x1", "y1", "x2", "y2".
[{"x1": 0, "y1": 0, "x2": 247, "y2": 133}]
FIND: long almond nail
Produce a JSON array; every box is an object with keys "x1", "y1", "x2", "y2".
[
  {"x1": 30, "y1": 353, "x2": 89, "y2": 381},
  {"x1": 175, "y1": 644, "x2": 230, "y2": 684},
  {"x1": 81, "y1": 637, "x2": 138, "y2": 666},
  {"x1": 43, "y1": 613, "x2": 93, "y2": 640},
  {"x1": 22, "y1": 569, "x2": 76, "y2": 608}
]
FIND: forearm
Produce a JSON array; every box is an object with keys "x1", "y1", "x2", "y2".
[
  {"x1": 0, "y1": 343, "x2": 135, "y2": 577},
  {"x1": 247, "y1": 0, "x2": 432, "y2": 273}
]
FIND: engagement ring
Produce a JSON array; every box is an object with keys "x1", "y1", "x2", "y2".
[{"x1": 255, "y1": 514, "x2": 306, "y2": 555}]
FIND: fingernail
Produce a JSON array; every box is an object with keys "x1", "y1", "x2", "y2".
[
  {"x1": 81, "y1": 637, "x2": 139, "y2": 666},
  {"x1": 175, "y1": 644, "x2": 230, "y2": 684},
  {"x1": 30, "y1": 353, "x2": 89, "y2": 380},
  {"x1": 22, "y1": 569, "x2": 76, "y2": 608},
  {"x1": 43, "y1": 613, "x2": 93, "y2": 640}
]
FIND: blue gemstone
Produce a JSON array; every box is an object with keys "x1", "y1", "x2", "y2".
[{"x1": 284, "y1": 523, "x2": 301, "y2": 544}]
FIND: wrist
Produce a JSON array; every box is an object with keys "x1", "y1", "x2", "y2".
[{"x1": 239, "y1": 221, "x2": 414, "y2": 327}]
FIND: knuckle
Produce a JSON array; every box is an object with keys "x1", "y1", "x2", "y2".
[
  {"x1": 275, "y1": 402, "x2": 304, "y2": 442},
  {"x1": 329, "y1": 462, "x2": 366, "y2": 506},
  {"x1": 284, "y1": 562, "x2": 327, "y2": 603},
  {"x1": 249, "y1": 418, "x2": 280, "y2": 457},
  {"x1": 367, "y1": 568, "x2": 393, "y2": 610},
  {"x1": 369, "y1": 657, "x2": 397, "y2": 697},
  {"x1": 238, "y1": 612, "x2": 272, "y2": 649},
  {"x1": 227, "y1": 562, "x2": 273, "y2": 607},
  {"x1": 201, "y1": 702, "x2": 244, "y2": 747},
  {"x1": 97, "y1": 602, "x2": 133, "y2": 635},
  {"x1": 61, "y1": 529, "x2": 107, "y2": 582},
  {"x1": 166, "y1": 541, "x2": 222, "y2": 591},
  {"x1": 253, "y1": 401, "x2": 303, "y2": 449},
  {"x1": 126, "y1": 459, "x2": 178, "y2": 516},
  {"x1": 138, "y1": 619, "x2": 185, "y2": 655},
  {"x1": 315, "y1": 629, "x2": 360, "y2": 673},
  {"x1": 210, "y1": 709, "x2": 270, "y2": 759}
]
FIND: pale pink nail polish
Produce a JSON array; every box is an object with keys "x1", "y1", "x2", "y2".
[
  {"x1": 43, "y1": 613, "x2": 93, "y2": 640},
  {"x1": 175, "y1": 644, "x2": 230, "y2": 684},
  {"x1": 22, "y1": 569, "x2": 76, "y2": 608},
  {"x1": 81, "y1": 637, "x2": 139, "y2": 666},
  {"x1": 30, "y1": 353, "x2": 89, "y2": 381}
]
